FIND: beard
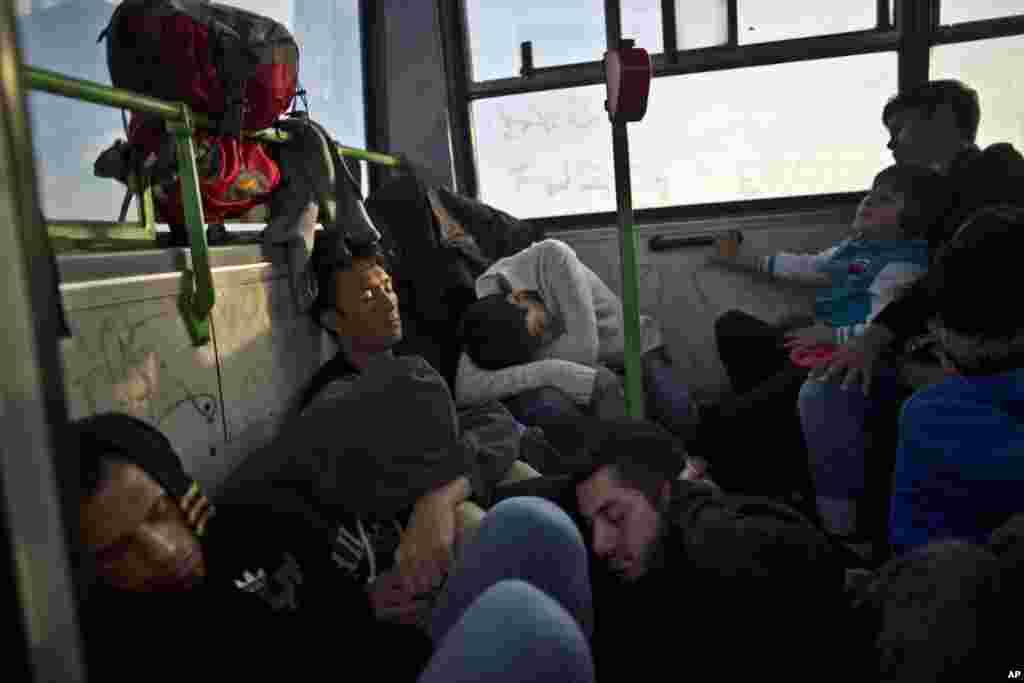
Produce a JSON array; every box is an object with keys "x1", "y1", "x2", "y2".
[{"x1": 615, "y1": 500, "x2": 671, "y2": 583}]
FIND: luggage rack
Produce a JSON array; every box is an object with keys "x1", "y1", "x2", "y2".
[{"x1": 24, "y1": 64, "x2": 401, "y2": 346}]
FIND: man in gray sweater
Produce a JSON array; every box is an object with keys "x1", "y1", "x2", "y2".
[{"x1": 456, "y1": 238, "x2": 704, "y2": 477}]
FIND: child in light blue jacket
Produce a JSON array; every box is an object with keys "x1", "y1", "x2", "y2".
[{"x1": 697, "y1": 164, "x2": 953, "y2": 520}]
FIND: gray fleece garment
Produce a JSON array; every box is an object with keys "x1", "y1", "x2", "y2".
[{"x1": 456, "y1": 239, "x2": 663, "y2": 407}]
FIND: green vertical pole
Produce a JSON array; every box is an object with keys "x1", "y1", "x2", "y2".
[
  {"x1": 606, "y1": 0, "x2": 644, "y2": 418},
  {"x1": 166, "y1": 105, "x2": 214, "y2": 346}
]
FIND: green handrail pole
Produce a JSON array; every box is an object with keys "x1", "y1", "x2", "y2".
[
  {"x1": 337, "y1": 144, "x2": 401, "y2": 168},
  {"x1": 605, "y1": 0, "x2": 644, "y2": 418},
  {"x1": 166, "y1": 105, "x2": 214, "y2": 346},
  {"x1": 611, "y1": 123, "x2": 644, "y2": 418},
  {"x1": 141, "y1": 172, "x2": 156, "y2": 235},
  {"x1": 26, "y1": 65, "x2": 184, "y2": 122}
]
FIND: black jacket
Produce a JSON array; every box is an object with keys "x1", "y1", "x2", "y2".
[
  {"x1": 497, "y1": 478, "x2": 847, "y2": 680},
  {"x1": 874, "y1": 143, "x2": 1024, "y2": 347},
  {"x1": 80, "y1": 503, "x2": 432, "y2": 680}
]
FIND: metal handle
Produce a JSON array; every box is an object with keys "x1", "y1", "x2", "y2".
[
  {"x1": 520, "y1": 41, "x2": 534, "y2": 77},
  {"x1": 649, "y1": 231, "x2": 743, "y2": 252}
]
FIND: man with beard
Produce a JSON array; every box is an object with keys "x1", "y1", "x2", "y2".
[{"x1": 571, "y1": 418, "x2": 846, "y2": 680}]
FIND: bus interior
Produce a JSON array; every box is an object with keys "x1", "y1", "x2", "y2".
[{"x1": 2, "y1": 0, "x2": 1023, "y2": 679}]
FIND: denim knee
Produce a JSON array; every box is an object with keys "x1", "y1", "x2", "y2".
[
  {"x1": 420, "y1": 580, "x2": 593, "y2": 683},
  {"x1": 483, "y1": 497, "x2": 585, "y2": 553}
]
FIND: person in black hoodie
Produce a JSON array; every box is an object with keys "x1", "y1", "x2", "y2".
[{"x1": 72, "y1": 413, "x2": 594, "y2": 682}]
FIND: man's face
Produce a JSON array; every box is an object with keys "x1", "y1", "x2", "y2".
[
  {"x1": 576, "y1": 466, "x2": 669, "y2": 582},
  {"x1": 79, "y1": 462, "x2": 206, "y2": 592},
  {"x1": 852, "y1": 180, "x2": 907, "y2": 240},
  {"x1": 507, "y1": 289, "x2": 549, "y2": 339},
  {"x1": 332, "y1": 258, "x2": 402, "y2": 348},
  {"x1": 886, "y1": 104, "x2": 963, "y2": 170}
]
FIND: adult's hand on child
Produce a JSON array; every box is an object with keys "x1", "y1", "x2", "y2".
[
  {"x1": 366, "y1": 568, "x2": 432, "y2": 626},
  {"x1": 807, "y1": 324, "x2": 894, "y2": 396},
  {"x1": 395, "y1": 480, "x2": 464, "y2": 596}
]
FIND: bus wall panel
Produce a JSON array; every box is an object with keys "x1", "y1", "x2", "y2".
[
  {"x1": 210, "y1": 267, "x2": 327, "y2": 493},
  {"x1": 57, "y1": 289, "x2": 226, "y2": 490},
  {"x1": 554, "y1": 207, "x2": 853, "y2": 401}
]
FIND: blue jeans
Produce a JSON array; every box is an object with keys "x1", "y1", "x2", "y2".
[
  {"x1": 504, "y1": 352, "x2": 697, "y2": 442},
  {"x1": 798, "y1": 365, "x2": 906, "y2": 536},
  {"x1": 422, "y1": 497, "x2": 594, "y2": 683},
  {"x1": 641, "y1": 349, "x2": 698, "y2": 442}
]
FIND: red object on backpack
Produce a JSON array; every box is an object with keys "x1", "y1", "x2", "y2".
[
  {"x1": 100, "y1": 0, "x2": 299, "y2": 136},
  {"x1": 129, "y1": 114, "x2": 281, "y2": 227}
]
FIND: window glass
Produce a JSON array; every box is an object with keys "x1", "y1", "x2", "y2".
[
  {"x1": 676, "y1": 0, "x2": 729, "y2": 50},
  {"x1": 737, "y1": 1, "x2": 877, "y2": 45},
  {"x1": 621, "y1": 1, "x2": 664, "y2": 55},
  {"x1": 465, "y1": 0, "x2": 662, "y2": 83},
  {"x1": 931, "y1": 37, "x2": 1024, "y2": 152},
  {"x1": 17, "y1": 0, "x2": 366, "y2": 225},
  {"x1": 472, "y1": 52, "x2": 897, "y2": 218},
  {"x1": 628, "y1": 53, "x2": 897, "y2": 209},
  {"x1": 472, "y1": 86, "x2": 614, "y2": 218},
  {"x1": 941, "y1": 0, "x2": 1024, "y2": 25}
]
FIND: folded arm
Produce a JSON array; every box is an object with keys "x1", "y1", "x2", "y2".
[{"x1": 455, "y1": 351, "x2": 598, "y2": 407}]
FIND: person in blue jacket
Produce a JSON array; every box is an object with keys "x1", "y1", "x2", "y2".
[{"x1": 889, "y1": 205, "x2": 1024, "y2": 554}]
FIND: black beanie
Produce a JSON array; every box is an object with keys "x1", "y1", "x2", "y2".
[
  {"x1": 458, "y1": 293, "x2": 544, "y2": 370},
  {"x1": 71, "y1": 413, "x2": 193, "y2": 502}
]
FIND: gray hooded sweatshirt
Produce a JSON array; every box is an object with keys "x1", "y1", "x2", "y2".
[{"x1": 456, "y1": 239, "x2": 662, "y2": 407}]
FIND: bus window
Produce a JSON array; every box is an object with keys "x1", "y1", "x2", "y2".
[
  {"x1": 471, "y1": 52, "x2": 895, "y2": 219},
  {"x1": 465, "y1": 0, "x2": 662, "y2": 82},
  {"x1": 17, "y1": 0, "x2": 366, "y2": 234},
  {"x1": 738, "y1": 1, "x2": 878, "y2": 45},
  {"x1": 931, "y1": 35, "x2": 1024, "y2": 153},
  {"x1": 941, "y1": 0, "x2": 1024, "y2": 25}
]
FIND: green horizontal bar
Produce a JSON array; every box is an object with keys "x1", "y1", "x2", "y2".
[
  {"x1": 337, "y1": 144, "x2": 401, "y2": 167},
  {"x1": 24, "y1": 65, "x2": 401, "y2": 167},
  {"x1": 26, "y1": 65, "x2": 198, "y2": 125},
  {"x1": 47, "y1": 221, "x2": 154, "y2": 240},
  {"x1": 49, "y1": 238, "x2": 160, "y2": 253},
  {"x1": 250, "y1": 129, "x2": 400, "y2": 166}
]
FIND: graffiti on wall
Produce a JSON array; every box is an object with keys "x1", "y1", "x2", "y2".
[{"x1": 67, "y1": 312, "x2": 219, "y2": 427}]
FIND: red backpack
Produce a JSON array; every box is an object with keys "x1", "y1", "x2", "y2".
[
  {"x1": 98, "y1": 0, "x2": 300, "y2": 137},
  {"x1": 126, "y1": 112, "x2": 281, "y2": 229}
]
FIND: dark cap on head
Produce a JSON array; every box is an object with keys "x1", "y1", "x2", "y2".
[{"x1": 71, "y1": 413, "x2": 193, "y2": 502}]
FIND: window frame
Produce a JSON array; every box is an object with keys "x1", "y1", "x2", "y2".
[{"x1": 441, "y1": 0, "x2": 1024, "y2": 230}]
